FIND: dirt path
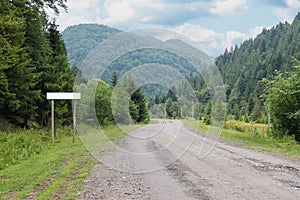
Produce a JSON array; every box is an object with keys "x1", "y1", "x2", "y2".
[{"x1": 81, "y1": 120, "x2": 300, "y2": 199}]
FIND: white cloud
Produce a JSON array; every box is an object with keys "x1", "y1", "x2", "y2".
[
  {"x1": 55, "y1": 0, "x2": 211, "y2": 30},
  {"x1": 210, "y1": 0, "x2": 248, "y2": 16},
  {"x1": 286, "y1": 0, "x2": 300, "y2": 7},
  {"x1": 101, "y1": 0, "x2": 136, "y2": 24},
  {"x1": 68, "y1": 0, "x2": 98, "y2": 10},
  {"x1": 53, "y1": 0, "x2": 101, "y2": 30},
  {"x1": 276, "y1": 0, "x2": 300, "y2": 23},
  {"x1": 173, "y1": 23, "x2": 219, "y2": 42},
  {"x1": 172, "y1": 23, "x2": 265, "y2": 56},
  {"x1": 52, "y1": 0, "x2": 290, "y2": 56},
  {"x1": 248, "y1": 26, "x2": 265, "y2": 37},
  {"x1": 97, "y1": 0, "x2": 166, "y2": 25}
]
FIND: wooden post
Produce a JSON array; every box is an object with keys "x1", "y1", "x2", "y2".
[
  {"x1": 51, "y1": 100, "x2": 55, "y2": 144},
  {"x1": 267, "y1": 102, "x2": 271, "y2": 130},
  {"x1": 73, "y1": 100, "x2": 76, "y2": 143}
]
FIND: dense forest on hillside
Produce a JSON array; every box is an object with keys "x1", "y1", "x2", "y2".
[
  {"x1": 62, "y1": 25, "x2": 212, "y2": 100},
  {"x1": 215, "y1": 13, "x2": 300, "y2": 122},
  {"x1": 61, "y1": 25, "x2": 209, "y2": 79},
  {"x1": 61, "y1": 16, "x2": 299, "y2": 141},
  {"x1": 0, "y1": 0, "x2": 74, "y2": 127},
  {"x1": 2, "y1": 2, "x2": 297, "y2": 141},
  {"x1": 62, "y1": 24, "x2": 121, "y2": 67}
]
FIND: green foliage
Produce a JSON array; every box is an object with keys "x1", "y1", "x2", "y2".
[
  {"x1": 263, "y1": 64, "x2": 300, "y2": 141},
  {"x1": 211, "y1": 98, "x2": 226, "y2": 126},
  {"x1": 77, "y1": 77, "x2": 149, "y2": 126},
  {"x1": 62, "y1": 24, "x2": 202, "y2": 98},
  {"x1": 165, "y1": 98, "x2": 181, "y2": 119},
  {"x1": 36, "y1": 23, "x2": 75, "y2": 126},
  {"x1": 95, "y1": 80, "x2": 113, "y2": 126},
  {"x1": 0, "y1": 132, "x2": 95, "y2": 199},
  {"x1": 118, "y1": 75, "x2": 150, "y2": 123},
  {"x1": 224, "y1": 120, "x2": 268, "y2": 135},
  {"x1": 215, "y1": 13, "x2": 300, "y2": 121},
  {"x1": 184, "y1": 119, "x2": 300, "y2": 158},
  {"x1": 111, "y1": 85, "x2": 132, "y2": 125},
  {"x1": 62, "y1": 24, "x2": 121, "y2": 67},
  {"x1": 0, "y1": 1, "x2": 74, "y2": 127},
  {"x1": 0, "y1": 124, "x2": 138, "y2": 199},
  {"x1": 203, "y1": 102, "x2": 211, "y2": 125},
  {"x1": 0, "y1": 0, "x2": 40, "y2": 126},
  {"x1": 111, "y1": 71, "x2": 118, "y2": 87},
  {"x1": 101, "y1": 48, "x2": 198, "y2": 91},
  {"x1": 0, "y1": 129, "x2": 49, "y2": 170}
]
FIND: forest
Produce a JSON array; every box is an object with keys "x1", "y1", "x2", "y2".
[
  {"x1": 63, "y1": 14, "x2": 300, "y2": 142},
  {"x1": 0, "y1": 0, "x2": 74, "y2": 127},
  {"x1": 215, "y1": 13, "x2": 300, "y2": 141},
  {"x1": 1, "y1": 2, "x2": 299, "y2": 199},
  {"x1": 0, "y1": 0, "x2": 299, "y2": 143}
]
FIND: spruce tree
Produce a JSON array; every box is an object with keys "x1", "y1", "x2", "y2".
[{"x1": 0, "y1": 0, "x2": 40, "y2": 126}]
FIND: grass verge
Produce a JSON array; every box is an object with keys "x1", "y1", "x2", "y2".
[
  {"x1": 183, "y1": 119, "x2": 300, "y2": 158},
  {"x1": 0, "y1": 125, "x2": 135, "y2": 199}
]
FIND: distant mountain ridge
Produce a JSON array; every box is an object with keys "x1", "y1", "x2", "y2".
[
  {"x1": 61, "y1": 24, "x2": 211, "y2": 98},
  {"x1": 62, "y1": 24, "x2": 121, "y2": 67},
  {"x1": 61, "y1": 12, "x2": 300, "y2": 121},
  {"x1": 61, "y1": 24, "x2": 210, "y2": 83}
]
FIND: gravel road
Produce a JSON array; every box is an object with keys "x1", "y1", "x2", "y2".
[{"x1": 81, "y1": 120, "x2": 300, "y2": 200}]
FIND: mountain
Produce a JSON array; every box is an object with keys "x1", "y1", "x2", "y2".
[
  {"x1": 62, "y1": 24, "x2": 121, "y2": 67},
  {"x1": 61, "y1": 24, "x2": 211, "y2": 89},
  {"x1": 215, "y1": 12, "x2": 300, "y2": 121},
  {"x1": 62, "y1": 12, "x2": 300, "y2": 122}
]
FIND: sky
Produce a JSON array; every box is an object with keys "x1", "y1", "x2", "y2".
[{"x1": 53, "y1": 0, "x2": 300, "y2": 56}]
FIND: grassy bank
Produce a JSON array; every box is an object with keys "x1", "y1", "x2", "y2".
[
  {"x1": 0, "y1": 125, "x2": 131, "y2": 200},
  {"x1": 183, "y1": 119, "x2": 300, "y2": 158}
]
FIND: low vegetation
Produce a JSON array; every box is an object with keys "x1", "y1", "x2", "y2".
[
  {"x1": 0, "y1": 125, "x2": 130, "y2": 200},
  {"x1": 184, "y1": 119, "x2": 300, "y2": 158}
]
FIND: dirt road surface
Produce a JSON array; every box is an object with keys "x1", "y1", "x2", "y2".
[{"x1": 81, "y1": 120, "x2": 300, "y2": 200}]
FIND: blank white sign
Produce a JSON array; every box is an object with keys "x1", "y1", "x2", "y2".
[{"x1": 46, "y1": 92, "x2": 81, "y2": 100}]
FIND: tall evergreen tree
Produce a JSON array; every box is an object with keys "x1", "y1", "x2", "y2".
[
  {"x1": 121, "y1": 76, "x2": 149, "y2": 123},
  {"x1": 111, "y1": 71, "x2": 118, "y2": 87},
  {"x1": 0, "y1": 0, "x2": 72, "y2": 127},
  {"x1": 0, "y1": 0, "x2": 40, "y2": 126}
]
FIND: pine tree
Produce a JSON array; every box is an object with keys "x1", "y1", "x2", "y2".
[
  {"x1": 121, "y1": 76, "x2": 149, "y2": 123},
  {"x1": 131, "y1": 88, "x2": 149, "y2": 123},
  {"x1": 111, "y1": 71, "x2": 118, "y2": 87}
]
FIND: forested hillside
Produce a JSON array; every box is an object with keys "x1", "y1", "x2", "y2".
[
  {"x1": 0, "y1": 0, "x2": 74, "y2": 127},
  {"x1": 61, "y1": 14, "x2": 299, "y2": 141},
  {"x1": 62, "y1": 24, "x2": 121, "y2": 67},
  {"x1": 62, "y1": 24, "x2": 207, "y2": 81},
  {"x1": 215, "y1": 13, "x2": 300, "y2": 122}
]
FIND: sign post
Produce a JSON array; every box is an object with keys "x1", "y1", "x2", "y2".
[
  {"x1": 51, "y1": 100, "x2": 55, "y2": 144},
  {"x1": 73, "y1": 99, "x2": 77, "y2": 143},
  {"x1": 46, "y1": 92, "x2": 81, "y2": 143}
]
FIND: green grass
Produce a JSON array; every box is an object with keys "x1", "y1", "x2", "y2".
[
  {"x1": 183, "y1": 119, "x2": 300, "y2": 158},
  {"x1": 0, "y1": 129, "x2": 49, "y2": 170},
  {"x1": 0, "y1": 125, "x2": 132, "y2": 200}
]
